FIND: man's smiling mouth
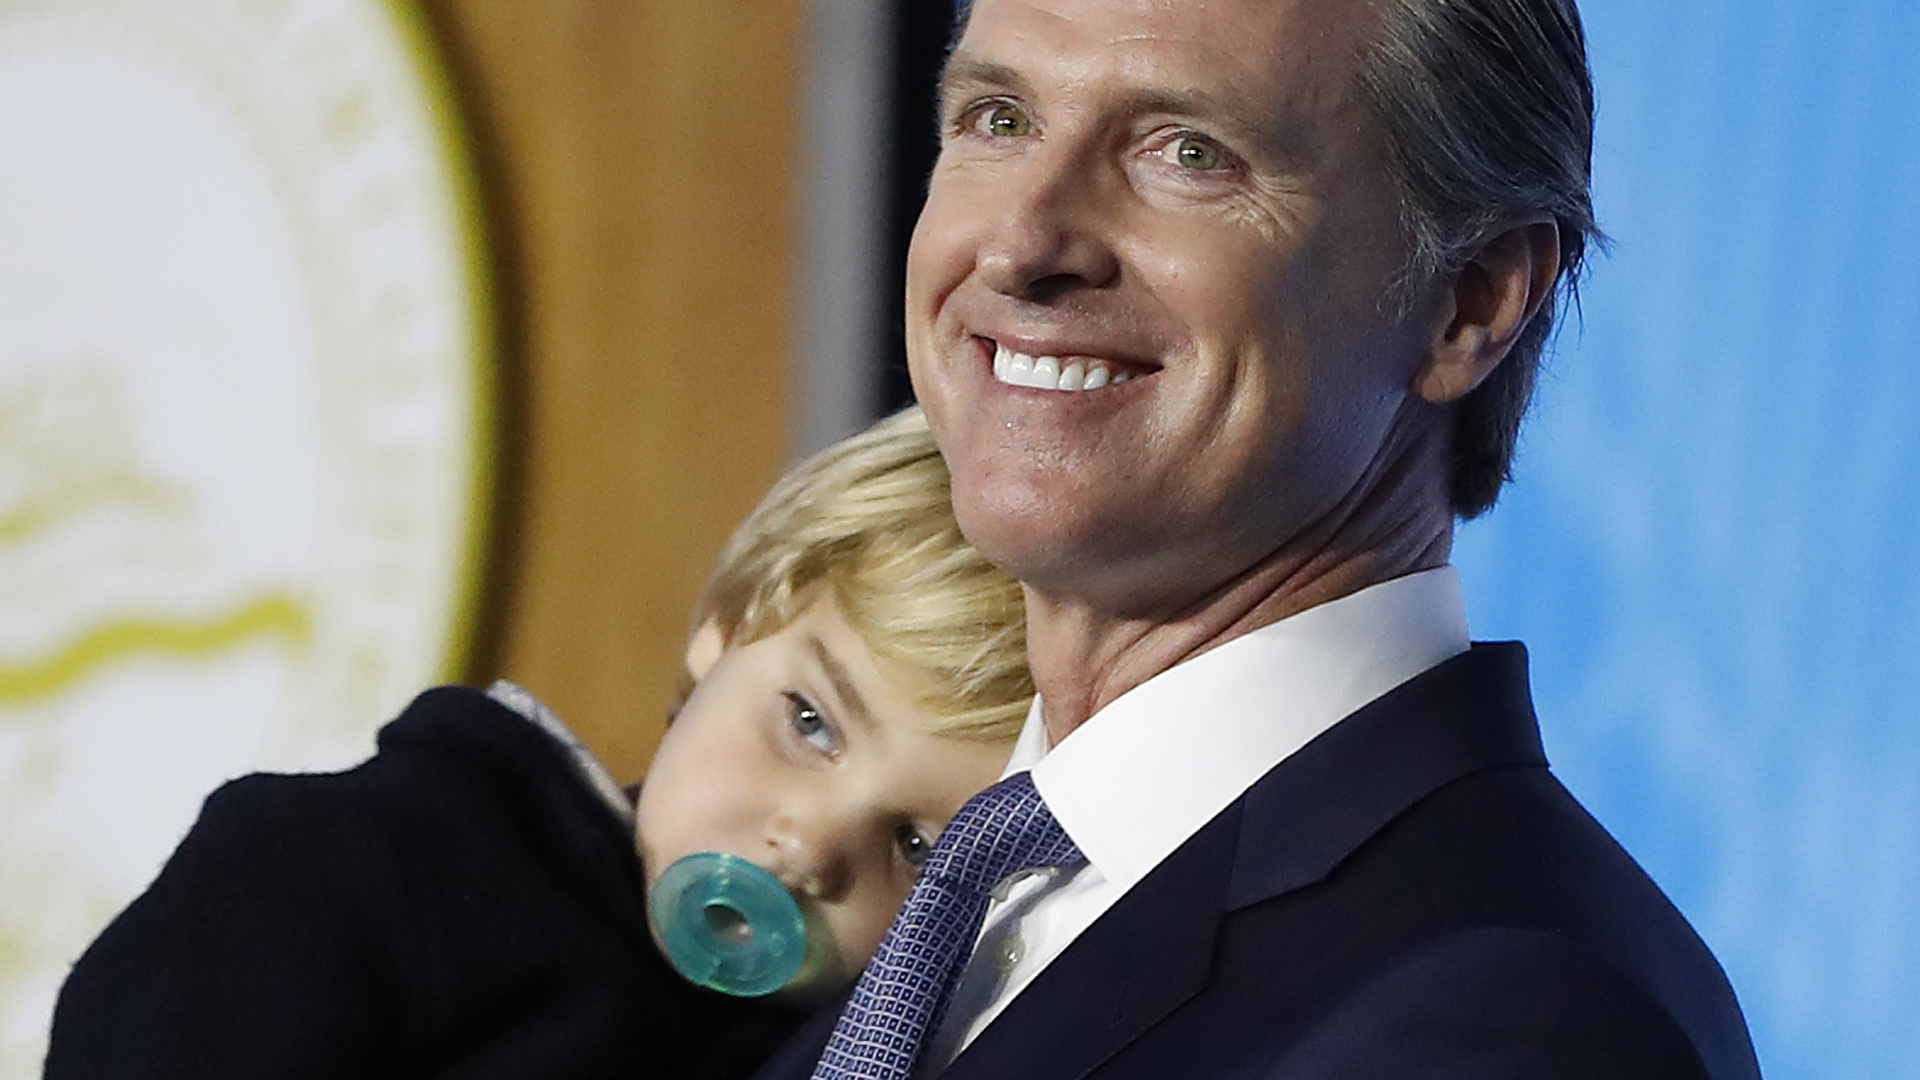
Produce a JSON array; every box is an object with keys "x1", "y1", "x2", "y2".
[{"x1": 989, "y1": 341, "x2": 1155, "y2": 392}]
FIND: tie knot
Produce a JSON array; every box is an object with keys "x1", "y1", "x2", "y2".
[{"x1": 921, "y1": 771, "x2": 1081, "y2": 897}]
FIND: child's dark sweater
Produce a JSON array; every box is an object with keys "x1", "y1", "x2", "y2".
[{"x1": 44, "y1": 685, "x2": 806, "y2": 1080}]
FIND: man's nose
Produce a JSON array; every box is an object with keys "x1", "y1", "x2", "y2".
[{"x1": 973, "y1": 147, "x2": 1121, "y2": 301}]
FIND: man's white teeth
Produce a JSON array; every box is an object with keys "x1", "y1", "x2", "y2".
[{"x1": 992, "y1": 344, "x2": 1134, "y2": 391}]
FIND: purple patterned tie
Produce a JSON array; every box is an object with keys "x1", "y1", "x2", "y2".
[{"x1": 811, "y1": 771, "x2": 1082, "y2": 1080}]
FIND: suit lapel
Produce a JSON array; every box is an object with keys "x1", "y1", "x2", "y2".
[
  {"x1": 939, "y1": 801, "x2": 1240, "y2": 1080},
  {"x1": 938, "y1": 643, "x2": 1545, "y2": 1079},
  {"x1": 1226, "y1": 642, "x2": 1545, "y2": 908}
]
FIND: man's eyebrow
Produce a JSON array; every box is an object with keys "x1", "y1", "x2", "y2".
[
  {"x1": 934, "y1": 56, "x2": 1312, "y2": 162},
  {"x1": 1124, "y1": 86, "x2": 1242, "y2": 122},
  {"x1": 809, "y1": 634, "x2": 877, "y2": 733},
  {"x1": 1122, "y1": 85, "x2": 1310, "y2": 160},
  {"x1": 936, "y1": 55, "x2": 1033, "y2": 107}
]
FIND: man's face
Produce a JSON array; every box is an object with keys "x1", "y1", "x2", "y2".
[
  {"x1": 908, "y1": 0, "x2": 1437, "y2": 613},
  {"x1": 634, "y1": 597, "x2": 1010, "y2": 1001}
]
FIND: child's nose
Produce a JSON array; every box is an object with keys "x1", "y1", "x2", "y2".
[{"x1": 763, "y1": 812, "x2": 854, "y2": 902}]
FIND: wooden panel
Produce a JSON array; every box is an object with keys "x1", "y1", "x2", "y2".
[{"x1": 420, "y1": 0, "x2": 799, "y2": 782}]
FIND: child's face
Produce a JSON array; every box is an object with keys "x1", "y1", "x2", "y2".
[{"x1": 634, "y1": 595, "x2": 1013, "y2": 999}]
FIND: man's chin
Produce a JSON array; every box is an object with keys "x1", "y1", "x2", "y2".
[{"x1": 952, "y1": 483, "x2": 1125, "y2": 577}]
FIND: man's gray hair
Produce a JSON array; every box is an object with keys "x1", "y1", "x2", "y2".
[{"x1": 1354, "y1": 0, "x2": 1600, "y2": 517}]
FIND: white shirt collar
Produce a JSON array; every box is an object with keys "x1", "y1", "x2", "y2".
[{"x1": 1004, "y1": 566, "x2": 1469, "y2": 890}]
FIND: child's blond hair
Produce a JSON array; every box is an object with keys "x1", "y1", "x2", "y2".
[{"x1": 684, "y1": 407, "x2": 1030, "y2": 741}]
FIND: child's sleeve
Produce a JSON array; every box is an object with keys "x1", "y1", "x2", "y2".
[{"x1": 44, "y1": 772, "x2": 417, "y2": 1080}]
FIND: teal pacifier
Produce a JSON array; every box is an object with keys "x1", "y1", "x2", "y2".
[{"x1": 649, "y1": 852, "x2": 808, "y2": 997}]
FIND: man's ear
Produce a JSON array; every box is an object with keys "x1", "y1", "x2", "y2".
[
  {"x1": 683, "y1": 619, "x2": 727, "y2": 681},
  {"x1": 1415, "y1": 219, "x2": 1561, "y2": 404}
]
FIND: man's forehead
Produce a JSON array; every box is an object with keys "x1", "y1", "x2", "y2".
[
  {"x1": 957, "y1": 0, "x2": 1374, "y2": 41},
  {"x1": 948, "y1": 0, "x2": 1374, "y2": 124}
]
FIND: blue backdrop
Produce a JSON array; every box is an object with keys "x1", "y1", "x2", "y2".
[{"x1": 1454, "y1": 3, "x2": 1920, "y2": 1077}]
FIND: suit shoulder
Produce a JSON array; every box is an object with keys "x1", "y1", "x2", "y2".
[
  {"x1": 1266, "y1": 927, "x2": 1711, "y2": 1080},
  {"x1": 1322, "y1": 767, "x2": 1762, "y2": 1080},
  {"x1": 179, "y1": 743, "x2": 464, "y2": 873}
]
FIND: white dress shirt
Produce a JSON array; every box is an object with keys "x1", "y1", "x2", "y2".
[{"x1": 919, "y1": 567, "x2": 1471, "y2": 1073}]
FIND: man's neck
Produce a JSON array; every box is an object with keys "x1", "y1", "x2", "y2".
[{"x1": 1023, "y1": 518, "x2": 1454, "y2": 746}]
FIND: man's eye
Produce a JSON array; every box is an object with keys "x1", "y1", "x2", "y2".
[
  {"x1": 1166, "y1": 132, "x2": 1226, "y2": 171},
  {"x1": 785, "y1": 693, "x2": 837, "y2": 754},
  {"x1": 976, "y1": 102, "x2": 1032, "y2": 138},
  {"x1": 895, "y1": 824, "x2": 933, "y2": 870}
]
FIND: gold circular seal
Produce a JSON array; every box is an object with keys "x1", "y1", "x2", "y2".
[{"x1": 0, "y1": 0, "x2": 492, "y2": 1066}]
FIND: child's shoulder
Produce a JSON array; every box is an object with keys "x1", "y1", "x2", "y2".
[{"x1": 175, "y1": 685, "x2": 628, "y2": 896}]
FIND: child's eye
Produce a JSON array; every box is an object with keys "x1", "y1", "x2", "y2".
[
  {"x1": 784, "y1": 693, "x2": 838, "y2": 755},
  {"x1": 895, "y1": 824, "x2": 933, "y2": 870}
]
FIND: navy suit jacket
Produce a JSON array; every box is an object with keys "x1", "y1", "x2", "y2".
[{"x1": 757, "y1": 643, "x2": 1761, "y2": 1080}]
